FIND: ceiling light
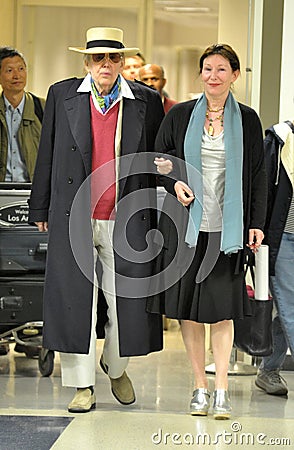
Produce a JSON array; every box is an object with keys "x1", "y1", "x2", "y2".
[
  {"x1": 155, "y1": 1, "x2": 201, "y2": 4},
  {"x1": 164, "y1": 6, "x2": 210, "y2": 13}
]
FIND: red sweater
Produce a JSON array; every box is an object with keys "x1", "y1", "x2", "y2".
[{"x1": 91, "y1": 98, "x2": 119, "y2": 220}]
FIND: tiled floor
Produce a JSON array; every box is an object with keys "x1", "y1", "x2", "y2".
[{"x1": 0, "y1": 320, "x2": 293, "y2": 449}]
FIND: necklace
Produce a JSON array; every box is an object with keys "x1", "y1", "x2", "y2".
[
  {"x1": 207, "y1": 105, "x2": 224, "y2": 113},
  {"x1": 206, "y1": 111, "x2": 224, "y2": 136}
]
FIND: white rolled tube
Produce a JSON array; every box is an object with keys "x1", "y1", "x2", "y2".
[{"x1": 254, "y1": 244, "x2": 269, "y2": 300}]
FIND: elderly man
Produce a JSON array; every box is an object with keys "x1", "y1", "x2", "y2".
[
  {"x1": 139, "y1": 64, "x2": 177, "y2": 114},
  {"x1": 29, "y1": 27, "x2": 164, "y2": 413}
]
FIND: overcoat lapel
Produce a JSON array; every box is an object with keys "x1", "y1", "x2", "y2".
[
  {"x1": 64, "y1": 91, "x2": 92, "y2": 176},
  {"x1": 119, "y1": 94, "x2": 146, "y2": 198},
  {"x1": 64, "y1": 85, "x2": 146, "y2": 184}
]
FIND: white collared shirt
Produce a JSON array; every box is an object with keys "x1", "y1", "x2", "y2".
[
  {"x1": 4, "y1": 94, "x2": 29, "y2": 182},
  {"x1": 77, "y1": 73, "x2": 135, "y2": 114},
  {"x1": 78, "y1": 73, "x2": 134, "y2": 204}
]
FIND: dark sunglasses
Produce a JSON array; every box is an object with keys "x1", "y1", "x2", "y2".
[{"x1": 92, "y1": 53, "x2": 122, "y2": 64}]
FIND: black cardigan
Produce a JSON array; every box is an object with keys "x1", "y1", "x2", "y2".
[{"x1": 155, "y1": 99, "x2": 267, "y2": 271}]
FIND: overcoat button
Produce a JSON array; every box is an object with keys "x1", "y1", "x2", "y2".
[
  {"x1": 68, "y1": 177, "x2": 73, "y2": 184},
  {"x1": 71, "y1": 146, "x2": 76, "y2": 151},
  {"x1": 65, "y1": 210, "x2": 70, "y2": 216},
  {"x1": 142, "y1": 214, "x2": 146, "y2": 220}
]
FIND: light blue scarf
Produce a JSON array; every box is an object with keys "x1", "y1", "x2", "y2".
[{"x1": 184, "y1": 92, "x2": 243, "y2": 254}]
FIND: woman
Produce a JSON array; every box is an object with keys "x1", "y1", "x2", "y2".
[{"x1": 149, "y1": 44, "x2": 267, "y2": 419}]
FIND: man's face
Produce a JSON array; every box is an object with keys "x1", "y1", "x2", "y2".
[
  {"x1": 138, "y1": 65, "x2": 166, "y2": 95},
  {"x1": 85, "y1": 53, "x2": 124, "y2": 95},
  {"x1": 122, "y1": 56, "x2": 143, "y2": 81},
  {"x1": 0, "y1": 56, "x2": 27, "y2": 95}
]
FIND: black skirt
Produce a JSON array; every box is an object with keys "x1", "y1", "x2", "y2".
[{"x1": 147, "y1": 231, "x2": 250, "y2": 324}]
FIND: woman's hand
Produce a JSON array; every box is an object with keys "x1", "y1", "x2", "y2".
[
  {"x1": 246, "y1": 228, "x2": 264, "y2": 253},
  {"x1": 154, "y1": 157, "x2": 173, "y2": 175},
  {"x1": 174, "y1": 181, "x2": 195, "y2": 206}
]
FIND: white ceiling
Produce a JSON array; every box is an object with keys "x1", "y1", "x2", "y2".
[{"x1": 154, "y1": 0, "x2": 219, "y2": 28}]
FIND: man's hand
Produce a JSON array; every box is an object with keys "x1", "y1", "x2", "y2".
[
  {"x1": 154, "y1": 157, "x2": 173, "y2": 175},
  {"x1": 35, "y1": 221, "x2": 48, "y2": 232}
]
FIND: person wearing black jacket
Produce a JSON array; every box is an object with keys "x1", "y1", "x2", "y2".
[
  {"x1": 28, "y1": 27, "x2": 164, "y2": 413},
  {"x1": 255, "y1": 120, "x2": 294, "y2": 396},
  {"x1": 149, "y1": 44, "x2": 267, "y2": 419}
]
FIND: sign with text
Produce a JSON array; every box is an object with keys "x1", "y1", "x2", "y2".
[{"x1": 0, "y1": 202, "x2": 29, "y2": 226}]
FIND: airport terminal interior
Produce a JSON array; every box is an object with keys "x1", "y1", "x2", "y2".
[{"x1": 1, "y1": 0, "x2": 294, "y2": 449}]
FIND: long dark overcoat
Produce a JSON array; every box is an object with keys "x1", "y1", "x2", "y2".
[{"x1": 28, "y1": 77, "x2": 164, "y2": 356}]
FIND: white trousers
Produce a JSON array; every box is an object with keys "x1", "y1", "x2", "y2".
[{"x1": 60, "y1": 220, "x2": 129, "y2": 387}]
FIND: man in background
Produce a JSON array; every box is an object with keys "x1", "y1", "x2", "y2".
[
  {"x1": 0, "y1": 46, "x2": 45, "y2": 356},
  {"x1": 139, "y1": 63, "x2": 177, "y2": 332},
  {"x1": 0, "y1": 47, "x2": 45, "y2": 182},
  {"x1": 255, "y1": 120, "x2": 294, "y2": 396},
  {"x1": 139, "y1": 63, "x2": 177, "y2": 114},
  {"x1": 122, "y1": 52, "x2": 145, "y2": 81}
]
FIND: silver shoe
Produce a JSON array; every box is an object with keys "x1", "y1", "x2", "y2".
[
  {"x1": 190, "y1": 388, "x2": 211, "y2": 416},
  {"x1": 212, "y1": 389, "x2": 232, "y2": 419}
]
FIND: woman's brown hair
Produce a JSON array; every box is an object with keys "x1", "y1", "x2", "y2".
[{"x1": 199, "y1": 44, "x2": 240, "y2": 73}]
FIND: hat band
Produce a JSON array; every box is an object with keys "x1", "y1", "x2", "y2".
[{"x1": 86, "y1": 39, "x2": 125, "y2": 50}]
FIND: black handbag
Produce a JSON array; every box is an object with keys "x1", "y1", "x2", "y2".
[{"x1": 234, "y1": 264, "x2": 273, "y2": 357}]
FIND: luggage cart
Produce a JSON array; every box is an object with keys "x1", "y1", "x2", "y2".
[{"x1": 0, "y1": 183, "x2": 54, "y2": 376}]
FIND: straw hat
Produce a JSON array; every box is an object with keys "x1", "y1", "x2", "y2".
[{"x1": 68, "y1": 27, "x2": 139, "y2": 56}]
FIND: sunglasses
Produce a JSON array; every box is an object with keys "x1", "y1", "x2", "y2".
[{"x1": 92, "y1": 53, "x2": 122, "y2": 64}]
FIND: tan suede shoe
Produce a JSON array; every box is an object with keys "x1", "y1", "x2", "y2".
[
  {"x1": 100, "y1": 356, "x2": 136, "y2": 405},
  {"x1": 68, "y1": 388, "x2": 96, "y2": 413}
]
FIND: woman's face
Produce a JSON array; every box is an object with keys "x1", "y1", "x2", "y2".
[{"x1": 201, "y1": 54, "x2": 239, "y2": 100}]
